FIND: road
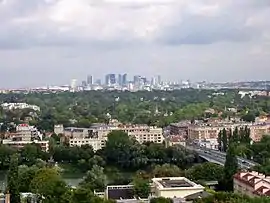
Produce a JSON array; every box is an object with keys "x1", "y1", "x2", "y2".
[{"x1": 187, "y1": 146, "x2": 258, "y2": 169}]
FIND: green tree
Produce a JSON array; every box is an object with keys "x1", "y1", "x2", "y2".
[
  {"x1": 7, "y1": 154, "x2": 20, "y2": 203},
  {"x1": 221, "y1": 144, "x2": 238, "y2": 191},
  {"x1": 132, "y1": 175, "x2": 150, "y2": 199},
  {"x1": 232, "y1": 127, "x2": 239, "y2": 143},
  {"x1": 0, "y1": 145, "x2": 16, "y2": 169},
  {"x1": 18, "y1": 165, "x2": 39, "y2": 192},
  {"x1": 79, "y1": 165, "x2": 107, "y2": 192},
  {"x1": 30, "y1": 167, "x2": 68, "y2": 203},
  {"x1": 217, "y1": 131, "x2": 222, "y2": 151},
  {"x1": 150, "y1": 197, "x2": 173, "y2": 203},
  {"x1": 20, "y1": 144, "x2": 48, "y2": 166},
  {"x1": 185, "y1": 162, "x2": 223, "y2": 181},
  {"x1": 241, "y1": 112, "x2": 256, "y2": 122},
  {"x1": 104, "y1": 130, "x2": 145, "y2": 169},
  {"x1": 221, "y1": 129, "x2": 228, "y2": 152},
  {"x1": 152, "y1": 164, "x2": 183, "y2": 177}
]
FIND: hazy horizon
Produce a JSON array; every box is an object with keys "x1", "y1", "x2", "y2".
[{"x1": 0, "y1": 0, "x2": 270, "y2": 88}]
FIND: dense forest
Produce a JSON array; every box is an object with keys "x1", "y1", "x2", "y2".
[{"x1": 0, "y1": 89, "x2": 269, "y2": 131}]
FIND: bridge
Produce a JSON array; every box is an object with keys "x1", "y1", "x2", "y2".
[{"x1": 187, "y1": 146, "x2": 258, "y2": 169}]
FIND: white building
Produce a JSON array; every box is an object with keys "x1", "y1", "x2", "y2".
[
  {"x1": 152, "y1": 177, "x2": 204, "y2": 199},
  {"x1": 69, "y1": 138, "x2": 105, "y2": 152},
  {"x1": 61, "y1": 124, "x2": 164, "y2": 151},
  {"x1": 1, "y1": 103, "x2": 40, "y2": 111},
  {"x1": 105, "y1": 177, "x2": 205, "y2": 202},
  {"x1": 2, "y1": 123, "x2": 48, "y2": 151}
]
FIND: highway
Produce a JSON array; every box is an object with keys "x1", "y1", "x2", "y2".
[{"x1": 187, "y1": 146, "x2": 258, "y2": 169}]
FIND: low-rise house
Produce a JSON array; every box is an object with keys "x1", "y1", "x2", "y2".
[
  {"x1": 234, "y1": 171, "x2": 270, "y2": 197},
  {"x1": 105, "y1": 177, "x2": 205, "y2": 203}
]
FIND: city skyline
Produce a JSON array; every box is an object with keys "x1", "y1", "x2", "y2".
[{"x1": 0, "y1": 1, "x2": 270, "y2": 88}]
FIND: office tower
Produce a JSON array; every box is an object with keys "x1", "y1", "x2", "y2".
[
  {"x1": 70, "y1": 79, "x2": 77, "y2": 92},
  {"x1": 118, "y1": 74, "x2": 122, "y2": 86},
  {"x1": 141, "y1": 77, "x2": 147, "y2": 85},
  {"x1": 134, "y1": 75, "x2": 141, "y2": 86},
  {"x1": 151, "y1": 77, "x2": 156, "y2": 86},
  {"x1": 122, "y1": 73, "x2": 127, "y2": 85},
  {"x1": 105, "y1": 74, "x2": 116, "y2": 85},
  {"x1": 157, "y1": 75, "x2": 161, "y2": 85},
  {"x1": 87, "y1": 75, "x2": 93, "y2": 85},
  {"x1": 96, "y1": 79, "x2": 101, "y2": 85},
  {"x1": 105, "y1": 74, "x2": 110, "y2": 85},
  {"x1": 82, "y1": 81, "x2": 87, "y2": 88}
]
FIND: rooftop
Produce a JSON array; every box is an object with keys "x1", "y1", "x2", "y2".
[
  {"x1": 107, "y1": 185, "x2": 134, "y2": 200},
  {"x1": 158, "y1": 179, "x2": 192, "y2": 188},
  {"x1": 152, "y1": 177, "x2": 203, "y2": 190}
]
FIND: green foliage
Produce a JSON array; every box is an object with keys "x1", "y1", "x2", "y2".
[
  {"x1": 0, "y1": 144, "x2": 16, "y2": 169},
  {"x1": 20, "y1": 144, "x2": 49, "y2": 166},
  {"x1": 221, "y1": 128, "x2": 228, "y2": 152},
  {"x1": 194, "y1": 192, "x2": 270, "y2": 203},
  {"x1": 250, "y1": 135, "x2": 270, "y2": 174},
  {"x1": 18, "y1": 165, "x2": 39, "y2": 192},
  {"x1": 150, "y1": 197, "x2": 173, "y2": 203},
  {"x1": 152, "y1": 164, "x2": 183, "y2": 177},
  {"x1": 221, "y1": 144, "x2": 238, "y2": 191},
  {"x1": 53, "y1": 144, "x2": 96, "y2": 172},
  {"x1": 71, "y1": 187, "x2": 116, "y2": 203},
  {"x1": 7, "y1": 154, "x2": 20, "y2": 203},
  {"x1": 79, "y1": 165, "x2": 107, "y2": 191},
  {"x1": 2, "y1": 89, "x2": 266, "y2": 131},
  {"x1": 132, "y1": 175, "x2": 150, "y2": 198},
  {"x1": 251, "y1": 135, "x2": 270, "y2": 164},
  {"x1": 30, "y1": 167, "x2": 68, "y2": 203},
  {"x1": 218, "y1": 127, "x2": 251, "y2": 156},
  {"x1": 241, "y1": 112, "x2": 256, "y2": 122},
  {"x1": 185, "y1": 162, "x2": 223, "y2": 181},
  {"x1": 103, "y1": 131, "x2": 197, "y2": 170}
]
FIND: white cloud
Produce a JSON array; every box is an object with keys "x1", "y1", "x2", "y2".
[
  {"x1": 0, "y1": 0, "x2": 269, "y2": 46},
  {"x1": 0, "y1": 0, "x2": 269, "y2": 87}
]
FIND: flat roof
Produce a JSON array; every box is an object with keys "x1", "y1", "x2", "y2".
[
  {"x1": 107, "y1": 185, "x2": 134, "y2": 200},
  {"x1": 158, "y1": 179, "x2": 193, "y2": 188}
]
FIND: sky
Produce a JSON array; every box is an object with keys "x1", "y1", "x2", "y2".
[{"x1": 0, "y1": 0, "x2": 270, "y2": 88}]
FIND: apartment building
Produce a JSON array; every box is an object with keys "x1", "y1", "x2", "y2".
[
  {"x1": 234, "y1": 171, "x2": 270, "y2": 197},
  {"x1": 1, "y1": 102, "x2": 40, "y2": 111},
  {"x1": 188, "y1": 122, "x2": 270, "y2": 142},
  {"x1": 59, "y1": 123, "x2": 164, "y2": 151},
  {"x1": 2, "y1": 124, "x2": 49, "y2": 151},
  {"x1": 69, "y1": 138, "x2": 105, "y2": 151},
  {"x1": 125, "y1": 125, "x2": 163, "y2": 144},
  {"x1": 169, "y1": 121, "x2": 190, "y2": 137}
]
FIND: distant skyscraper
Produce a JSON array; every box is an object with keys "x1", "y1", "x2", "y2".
[
  {"x1": 122, "y1": 74, "x2": 127, "y2": 85},
  {"x1": 141, "y1": 77, "x2": 147, "y2": 85},
  {"x1": 118, "y1": 74, "x2": 122, "y2": 86},
  {"x1": 87, "y1": 75, "x2": 93, "y2": 85},
  {"x1": 105, "y1": 74, "x2": 116, "y2": 85},
  {"x1": 96, "y1": 79, "x2": 101, "y2": 85},
  {"x1": 82, "y1": 81, "x2": 87, "y2": 88},
  {"x1": 70, "y1": 79, "x2": 77, "y2": 92},
  {"x1": 151, "y1": 77, "x2": 156, "y2": 86},
  {"x1": 157, "y1": 75, "x2": 161, "y2": 85},
  {"x1": 134, "y1": 75, "x2": 141, "y2": 86}
]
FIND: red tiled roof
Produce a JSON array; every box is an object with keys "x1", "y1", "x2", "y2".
[{"x1": 253, "y1": 186, "x2": 270, "y2": 196}]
